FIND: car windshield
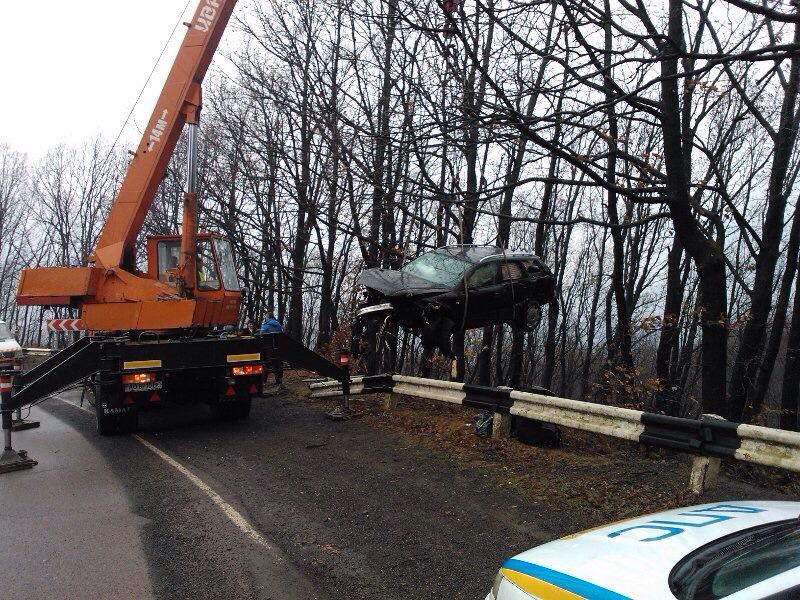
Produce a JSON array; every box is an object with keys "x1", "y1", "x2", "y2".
[
  {"x1": 401, "y1": 251, "x2": 471, "y2": 286},
  {"x1": 0, "y1": 322, "x2": 11, "y2": 340},
  {"x1": 671, "y1": 520, "x2": 800, "y2": 600}
]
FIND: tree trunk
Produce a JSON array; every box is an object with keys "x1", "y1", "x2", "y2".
[
  {"x1": 660, "y1": 0, "x2": 728, "y2": 417},
  {"x1": 780, "y1": 265, "x2": 800, "y2": 430},
  {"x1": 603, "y1": 0, "x2": 634, "y2": 384},
  {"x1": 752, "y1": 205, "x2": 800, "y2": 414},
  {"x1": 656, "y1": 235, "x2": 684, "y2": 412},
  {"x1": 729, "y1": 18, "x2": 800, "y2": 421}
]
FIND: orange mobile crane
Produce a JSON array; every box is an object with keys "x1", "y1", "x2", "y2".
[{"x1": 2, "y1": 0, "x2": 350, "y2": 440}]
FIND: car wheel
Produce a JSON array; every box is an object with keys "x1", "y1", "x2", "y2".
[{"x1": 518, "y1": 302, "x2": 543, "y2": 332}]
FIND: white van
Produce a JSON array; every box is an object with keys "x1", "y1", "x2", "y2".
[{"x1": 0, "y1": 321, "x2": 22, "y2": 371}]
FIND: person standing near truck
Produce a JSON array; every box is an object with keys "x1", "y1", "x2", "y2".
[{"x1": 260, "y1": 308, "x2": 284, "y2": 386}]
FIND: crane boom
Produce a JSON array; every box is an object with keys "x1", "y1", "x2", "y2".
[{"x1": 92, "y1": 0, "x2": 238, "y2": 270}]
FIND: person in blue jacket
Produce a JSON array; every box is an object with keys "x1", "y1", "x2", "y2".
[
  {"x1": 260, "y1": 308, "x2": 283, "y2": 334},
  {"x1": 260, "y1": 307, "x2": 284, "y2": 385}
]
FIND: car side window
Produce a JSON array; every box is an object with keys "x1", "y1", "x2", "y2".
[{"x1": 468, "y1": 263, "x2": 499, "y2": 288}]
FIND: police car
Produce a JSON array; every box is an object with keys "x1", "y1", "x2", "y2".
[{"x1": 487, "y1": 501, "x2": 800, "y2": 600}]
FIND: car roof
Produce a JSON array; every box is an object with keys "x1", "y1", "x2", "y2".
[
  {"x1": 503, "y1": 501, "x2": 800, "y2": 600},
  {"x1": 434, "y1": 245, "x2": 542, "y2": 264}
]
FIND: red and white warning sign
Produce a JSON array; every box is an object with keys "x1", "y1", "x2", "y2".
[{"x1": 47, "y1": 319, "x2": 85, "y2": 332}]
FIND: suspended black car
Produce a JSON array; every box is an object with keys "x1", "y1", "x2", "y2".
[{"x1": 352, "y1": 245, "x2": 556, "y2": 359}]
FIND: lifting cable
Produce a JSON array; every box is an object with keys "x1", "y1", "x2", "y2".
[{"x1": 98, "y1": 0, "x2": 194, "y2": 171}]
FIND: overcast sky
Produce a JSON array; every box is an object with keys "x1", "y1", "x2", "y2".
[{"x1": 1, "y1": 1, "x2": 236, "y2": 159}]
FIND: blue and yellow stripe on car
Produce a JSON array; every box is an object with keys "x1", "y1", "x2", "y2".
[{"x1": 500, "y1": 559, "x2": 632, "y2": 600}]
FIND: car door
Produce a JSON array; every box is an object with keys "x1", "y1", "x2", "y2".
[
  {"x1": 462, "y1": 261, "x2": 503, "y2": 328},
  {"x1": 496, "y1": 261, "x2": 527, "y2": 323}
]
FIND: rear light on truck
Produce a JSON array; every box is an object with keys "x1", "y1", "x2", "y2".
[
  {"x1": 122, "y1": 372, "x2": 157, "y2": 385},
  {"x1": 232, "y1": 364, "x2": 263, "y2": 377}
]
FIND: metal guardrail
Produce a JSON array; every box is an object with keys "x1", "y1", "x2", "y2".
[
  {"x1": 23, "y1": 348, "x2": 56, "y2": 356},
  {"x1": 309, "y1": 374, "x2": 800, "y2": 491},
  {"x1": 21, "y1": 348, "x2": 56, "y2": 372}
]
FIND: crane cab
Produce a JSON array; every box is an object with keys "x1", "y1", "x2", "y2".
[{"x1": 146, "y1": 233, "x2": 242, "y2": 328}]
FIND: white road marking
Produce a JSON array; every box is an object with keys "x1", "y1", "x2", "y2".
[{"x1": 55, "y1": 395, "x2": 274, "y2": 551}]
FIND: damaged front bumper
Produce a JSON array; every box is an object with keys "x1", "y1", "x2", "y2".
[{"x1": 355, "y1": 302, "x2": 394, "y2": 319}]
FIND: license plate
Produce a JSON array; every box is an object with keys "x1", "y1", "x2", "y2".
[{"x1": 124, "y1": 381, "x2": 164, "y2": 393}]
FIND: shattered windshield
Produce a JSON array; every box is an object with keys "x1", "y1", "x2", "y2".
[{"x1": 401, "y1": 251, "x2": 471, "y2": 287}]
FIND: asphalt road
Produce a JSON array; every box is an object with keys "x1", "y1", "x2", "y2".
[
  {"x1": 2, "y1": 388, "x2": 791, "y2": 599},
  {"x1": 1, "y1": 390, "x2": 560, "y2": 600}
]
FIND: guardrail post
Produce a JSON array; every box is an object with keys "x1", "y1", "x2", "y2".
[
  {"x1": 689, "y1": 455, "x2": 721, "y2": 494},
  {"x1": 492, "y1": 412, "x2": 512, "y2": 439},
  {"x1": 0, "y1": 370, "x2": 37, "y2": 474},
  {"x1": 491, "y1": 386, "x2": 512, "y2": 440}
]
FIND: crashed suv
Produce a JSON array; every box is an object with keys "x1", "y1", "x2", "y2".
[{"x1": 353, "y1": 245, "x2": 556, "y2": 358}]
